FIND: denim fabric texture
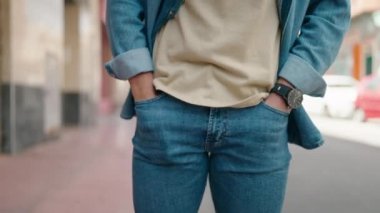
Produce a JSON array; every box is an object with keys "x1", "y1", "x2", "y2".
[
  {"x1": 105, "y1": 0, "x2": 351, "y2": 149},
  {"x1": 132, "y1": 91, "x2": 291, "y2": 213}
]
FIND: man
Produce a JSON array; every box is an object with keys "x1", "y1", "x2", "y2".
[{"x1": 105, "y1": 0, "x2": 351, "y2": 212}]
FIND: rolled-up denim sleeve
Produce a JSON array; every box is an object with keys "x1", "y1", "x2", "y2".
[
  {"x1": 105, "y1": 48, "x2": 153, "y2": 80},
  {"x1": 105, "y1": 0, "x2": 153, "y2": 80},
  {"x1": 278, "y1": 0, "x2": 351, "y2": 97}
]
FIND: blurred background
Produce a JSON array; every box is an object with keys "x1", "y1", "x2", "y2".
[{"x1": 0, "y1": 0, "x2": 380, "y2": 213}]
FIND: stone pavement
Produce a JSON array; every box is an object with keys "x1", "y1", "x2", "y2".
[
  {"x1": 0, "y1": 116, "x2": 136, "y2": 213},
  {"x1": 309, "y1": 115, "x2": 380, "y2": 148}
]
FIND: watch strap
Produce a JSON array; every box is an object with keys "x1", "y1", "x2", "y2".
[{"x1": 270, "y1": 83, "x2": 291, "y2": 102}]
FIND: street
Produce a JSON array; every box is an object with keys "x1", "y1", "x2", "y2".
[
  {"x1": 284, "y1": 136, "x2": 380, "y2": 213},
  {"x1": 1, "y1": 115, "x2": 380, "y2": 213},
  {"x1": 198, "y1": 135, "x2": 380, "y2": 213}
]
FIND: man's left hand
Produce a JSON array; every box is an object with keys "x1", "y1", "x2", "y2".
[
  {"x1": 263, "y1": 77, "x2": 295, "y2": 114},
  {"x1": 263, "y1": 92, "x2": 291, "y2": 114}
]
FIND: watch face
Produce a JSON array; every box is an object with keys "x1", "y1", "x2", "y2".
[{"x1": 287, "y1": 89, "x2": 303, "y2": 109}]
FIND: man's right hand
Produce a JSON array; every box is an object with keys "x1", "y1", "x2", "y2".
[{"x1": 129, "y1": 71, "x2": 158, "y2": 102}]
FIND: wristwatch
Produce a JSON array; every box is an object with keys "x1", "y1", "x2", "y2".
[{"x1": 270, "y1": 83, "x2": 303, "y2": 109}]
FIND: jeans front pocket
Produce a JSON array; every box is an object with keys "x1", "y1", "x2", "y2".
[
  {"x1": 260, "y1": 101, "x2": 290, "y2": 117},
  {"x1": 133, "y1": 90, "x2": 167, "y2": 105}
]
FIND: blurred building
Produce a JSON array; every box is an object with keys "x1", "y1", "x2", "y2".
[
  {"x1": 0, "y1": 0, "x2": 120, "y2": 154},
  {"x1": 331, "y1": 1, "x2": 380, "y2": 78}
]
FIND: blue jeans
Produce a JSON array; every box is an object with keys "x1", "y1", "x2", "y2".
[{"x1": 132, "y1": 90, "x2": 292, "y2": 213}]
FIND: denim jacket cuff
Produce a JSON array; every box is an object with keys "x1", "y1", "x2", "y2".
[
  {"x1": 278, "y1": 54, "x2": 327, "y2": 97},
  {"x1": 104, "y1": 47, "x2": 154, "y2": 80}
]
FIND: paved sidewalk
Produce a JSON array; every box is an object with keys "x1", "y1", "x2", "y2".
[
  {"x1": 309, "y1": 115, "x2": 380, "y2": 148},
  {"x1": 0, "y1": 116, "x2": 136, "y2": 213}
]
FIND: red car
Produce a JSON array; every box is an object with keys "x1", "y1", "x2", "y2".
[{"x1": 354, "y1": 73, "x2": 380, "y2": 121}]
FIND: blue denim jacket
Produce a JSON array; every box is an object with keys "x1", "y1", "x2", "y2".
[{"x1": 105, "y1": 0, "x2": 351, "y2": 149}]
